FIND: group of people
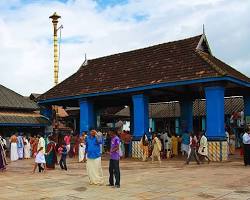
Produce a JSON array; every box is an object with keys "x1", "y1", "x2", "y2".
[
  {"x1": 139, "y1": 131, "x2": 210, "y2": 165},
  {"x1": 9, "y1": 133, "x2": 45, "y2": 161}
]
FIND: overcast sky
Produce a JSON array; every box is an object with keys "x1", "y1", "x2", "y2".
[{"x1": 0, "y1": 0, "x2": 249, "y2": 96}]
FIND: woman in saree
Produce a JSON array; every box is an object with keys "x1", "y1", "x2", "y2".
[
  {"x1": 171, "y1": 133, "x2": 179, "y2": 156},
  {"x1": 139, "y1": 133, "x2": 149, "y2": 161},
  {"x1": 45, "y1": 136, "x2": 57, "y2": 169}
]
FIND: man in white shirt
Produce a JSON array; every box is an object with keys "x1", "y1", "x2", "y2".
[{"x1": 242, "y1": 128, "x2": 250, "y2": 166}]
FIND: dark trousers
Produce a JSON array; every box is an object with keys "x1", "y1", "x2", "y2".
[
  {"x1": 59, "y1": 157, "x2": 67, "y2": 170},
  {"x1": 243, "y1": 144, "x2": 250, "y2": 166},
  {"x1": 109, "y1": 159, "x2": 120, "y2": 186},
  {"x1": 124, "y1": 144, "x2": 129, "y2": 158},
  {"x1": 186, "y1": 147, "x2": 200, "y2": 164},
  {"x1": 38, "y1": 163, "x2": 44, "y2": 172}
]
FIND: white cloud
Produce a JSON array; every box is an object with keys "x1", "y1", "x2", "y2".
[{"x1": 0, "y1": 0, "x2": 249, "y2": 96}]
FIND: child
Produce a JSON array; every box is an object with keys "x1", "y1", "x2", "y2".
[
  {"x1": 33, "y1": 147, "x2": 46, "y2": 173},
  {"x1": 59, "y1": 143, "x2": 67, "y2": 171}
]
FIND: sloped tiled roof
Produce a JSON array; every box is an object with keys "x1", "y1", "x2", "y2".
[
  {"x1": 0, "y1": 85, "x2": 39, "y2": 110},
  {"x1": 39, "y1": 34, "x2": 250, "y2": 101},
  {"x1": 0, "y1": 111, "x2": 49, "y2": 125}
]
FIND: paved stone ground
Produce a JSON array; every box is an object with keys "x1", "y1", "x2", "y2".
[{"x1": 1, "y1": 156, "x2": 250, "y2": 200}]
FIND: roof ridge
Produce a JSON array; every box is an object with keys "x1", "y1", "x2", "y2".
[
  {"x1": 87, "y1": 34, "x2": 203, "y2": 63},
  {"x1": 196, "y1": 50, "x2": 227, "y2": 76}
]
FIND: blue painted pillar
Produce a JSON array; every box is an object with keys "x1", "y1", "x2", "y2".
[
  {"x1": 205, "y1": 86, "x2": 225, "y2": 140},
  {"x1": 175, "y1": 118, "x2": 180, "y2": 135},
  {"x1": 79, "y1": 98, "x2": 95, "y2": 134},
  {"x1": 180, "y1": 100, "x2": 193, "y2": 132},
  {"x1": 132, "y1": 94, "x2": 149, "y2": 140}
]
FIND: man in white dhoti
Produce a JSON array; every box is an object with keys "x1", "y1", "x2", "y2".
[
  {"x1": 85, "y1": 130, "x2": 104, "y2": 185},
  {"x1": 198, "y1": 132, "x2": 210, "y2": 164},
  {"x1": 17, "y1": 133, "x2": 24, "y2": 159},
  {"x1": 37, "y1": 134, "x2": 45, "y2": 154}
]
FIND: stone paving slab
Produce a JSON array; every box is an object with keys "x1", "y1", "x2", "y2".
[{"x1": 1, "y1": 157, "x2": 250, "y2": 200}]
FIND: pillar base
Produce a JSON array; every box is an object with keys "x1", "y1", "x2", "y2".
[
  {"x1": 208, "y1": 141, "x2": 228, "y2": 162},
  {"x1": 131, "y1": 141, "x2": 143, "y2": 159}
]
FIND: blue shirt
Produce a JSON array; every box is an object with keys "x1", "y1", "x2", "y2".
[
  {"x1": 86, "y1": 136, "x2": 102, "y2": 159},
  {"x1": 182, "y1": 133, "x2": 190, "y2": 145}
]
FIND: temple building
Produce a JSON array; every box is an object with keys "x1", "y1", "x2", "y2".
[
  {"x1": 0, "y1": 84, "x2": 49, "y2": 136},
  {"x1": 38, "y1": 34, "x2": 250, "y2": 161}
]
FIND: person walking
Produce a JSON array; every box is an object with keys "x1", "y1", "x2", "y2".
[
  {"x1": 140, "y1": 133, "x2": 149, "y2": 162},
  {"x1": 33, "y1": 147, "x2": 46, "y2": 173},
  {"x1": 85, "y1": 130, "x2": 104, "y2": 185},
  {"x1": 59, "y1": 143, "x2": 68, "y2": 171},
  {"x1": 198, "y1": 132, "x2": 210, "y2": 164},
  {"x1": 242, "y1": 128, "x2": 250, "y2": 166},
  {"x1": 108, "y1": 130, "x2": 121, "y2": 188},
  {"x1": 151, "y1": 133, "x2": 162, "y2": 164},
  {"x1": 186, "y1": 133, "x2": 200, "y2": 165}
]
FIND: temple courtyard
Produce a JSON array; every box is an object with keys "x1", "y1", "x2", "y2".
[{"x1": 1, "y1": 156, "x2": 250, "y2": 200}]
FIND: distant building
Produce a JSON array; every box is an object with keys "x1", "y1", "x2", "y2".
[{"x1": 0, "y1": 84, "x2": 49, "y2": 136}]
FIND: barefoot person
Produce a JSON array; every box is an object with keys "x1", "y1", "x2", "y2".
[{"x1": 85, "y1": 130, "x2": 104, "y2": 185}]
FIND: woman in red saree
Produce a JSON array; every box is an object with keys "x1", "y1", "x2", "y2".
[{"x1": 45, "y1": 136, "x2": 57, "y2": 169}]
